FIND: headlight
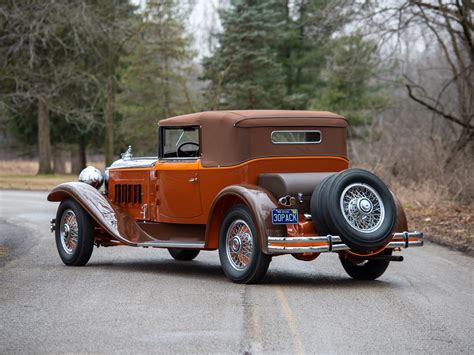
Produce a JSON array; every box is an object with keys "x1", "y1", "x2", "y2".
[
  {"x1": 104, "y1": 168, "x2": 109, "y2": 193},
  {"x1": 78, "y1": 166, "x2": 104, "y2": 189}
]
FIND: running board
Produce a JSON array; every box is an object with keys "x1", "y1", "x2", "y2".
[{"x1": 137, "y1": 241, "x2": 205, "y2": 249}]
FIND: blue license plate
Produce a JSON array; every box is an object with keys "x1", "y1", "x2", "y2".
[{"x1": 272, "y1": 209, "x2": 298, "y2": 224}]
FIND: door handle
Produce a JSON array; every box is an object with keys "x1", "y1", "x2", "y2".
[{"x1": 188, "y1": 177, "x2": 198, "y2": 183}]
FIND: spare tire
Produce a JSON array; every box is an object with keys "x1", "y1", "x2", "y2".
[
  {"x1": 310, "y1": 168, "x2": 396, "y2": 253},
  {"x1": 311, "y1": 174, "x2": 337, "y2": 236}
]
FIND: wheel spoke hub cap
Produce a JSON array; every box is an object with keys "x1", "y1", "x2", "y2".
[
  {"x1": 340, "y1": 183, "x2": 385, "y2": 233},
  {"x1": 60, "y1": 209, "x2": 79, "y2": 254},
  {"x1": 226, "y1": 219, "x2": 254, "y2": 271}
]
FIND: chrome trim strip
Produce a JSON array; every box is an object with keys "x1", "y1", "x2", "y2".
[
  {"x1": 159, "y1": 157, "x2": 200, "y2": 162},
  {"x1": 392, "y1": 231, "x2": 423, "y2": 239},
  {"x1": 268, "y1": 235, "x2": 343, "y2": 243},
  {"x1": 137, "y1": 241, "x2": 205, "y2": 248},
  {"x1": 109, "y1": 157, "x2": 157, "y2": 169},
  {"x1": 387, "y1": 240, "x2": 424, "y2": 248},
  {"x1": 267, "y1": 231, "x2": 423, "y2": 254},
  {"x1": 267, "y1": 245, "x2": 334, "y2": 253}
]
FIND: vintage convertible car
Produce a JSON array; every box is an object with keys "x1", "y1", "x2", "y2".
[{"x1": 48, "y1": 110, "x2": 423, "y2": 283}]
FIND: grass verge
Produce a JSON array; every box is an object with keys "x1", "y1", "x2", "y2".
[{"x1": 0, "y1": 174, "x2": 75, "y2": 191}]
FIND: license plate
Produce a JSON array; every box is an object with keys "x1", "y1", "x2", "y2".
[{"x1": 272, "y1": 209, "x2": 298, "y2": 224}]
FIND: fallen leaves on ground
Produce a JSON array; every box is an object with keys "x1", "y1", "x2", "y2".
[{"x1": 405, "y1": 202, "x2": 473, "y2": 256}]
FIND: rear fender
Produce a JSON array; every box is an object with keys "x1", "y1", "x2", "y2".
[
  {"x1": 392, "y1": 193, "x2": 408, "y2": 233},
  {"x1": 205, "y1": 184, "x2": 286, "y2": 253},
  {"x1": 48, "y1": 182, "x2": 154, "y2": 245}
]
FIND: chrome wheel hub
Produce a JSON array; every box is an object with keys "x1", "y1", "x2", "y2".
[
  {"x1": 358, "y1": 198, "x2": 373, "y2": 213},
  {"x1": 230, "y1": 236, "x2": 243, "y2": 253},
  {"x1": 60, "y1": 209, "x2": 79, "y2": 254},
  {"x1": 226, "y1": 219, "x2": 254, "y2": 271},
  {"x1": 340, "y1": 183, "x2": 385, "y2": 233},
  {"x1": 63, "y1": 223, "x2": 70, "y2": 237}
]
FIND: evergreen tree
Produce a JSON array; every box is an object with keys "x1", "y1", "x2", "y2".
[
  {"x1": 312, "y1": 35, "x2": 388, "y2": 135},
  {"x1": 118, "y1": 0, "x2": 197, "y2": 155},
  {"x1": 202, "y1": 0, "x2": 286, "y2": 109},
  {"x1": 271, "y1": 0, "x2": 354, "y2": 109},
  {"x1": 274, "y1": 1, "x2": 387, "y2": 130}
]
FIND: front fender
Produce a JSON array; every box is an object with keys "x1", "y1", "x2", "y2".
[
  {"x1": 48, "y1": 182, "x2": 155, "y2": 245},
  {"x1": 205, "y1": 184, "x2": 286, "y2": 254}
]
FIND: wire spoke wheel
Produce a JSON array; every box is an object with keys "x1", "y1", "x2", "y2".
[
  {"x1": 60, "y1": 209, "x2": 79, "y2": 254},
  {"x1": 219, "y1": 205, "x2": 271, "y2": 283},
  {"x1": 225, "y1": 219, "x2": 254, "y2": 271},
  {"x1": 55, "y1": 199, "x2": 94, "y2": 266},
  {"x1": 340, "y1": 183, "x2": 385, "y2": 233},
  {"x1": 312, "y1": 169, "x2": 396, "y2": 253}
]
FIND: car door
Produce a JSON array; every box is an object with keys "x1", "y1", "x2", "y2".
[{"x1": 157, "y1": 126, "x2": 202, "y2": 221}]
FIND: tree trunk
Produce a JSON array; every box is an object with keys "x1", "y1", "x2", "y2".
[
  {"x1": 53, "y1": 144, "x2": 67, "y2": 174},
  {"x1": 163, "y1": 56, "x2": 171, "y2": 117},
  {"x1": 445, "y1": 128, "x2": 474, "y2": 166},
  {"x1": 105, "y1": 76, "x2": 115, "y2": 166},
  {"x1": 79, "y1": 136, "x2": 87, "y2": 169},
  {"x1": 71, "y1": 139, "x2": 87, "y2": 175},
  {"x1": 71, "y1": 145, "x2": 82, "y2": 175},
  {"x1": 37, "y1": 96, "x2": 53, "y2": 174}
]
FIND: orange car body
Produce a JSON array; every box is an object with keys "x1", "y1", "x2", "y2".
[{"x1": 48, "y1": 110, "x2": 422, "y2": 259}]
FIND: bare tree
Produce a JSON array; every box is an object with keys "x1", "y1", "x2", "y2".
[
  {"x1": 0, "y1": 1, "x2": 100, "y2": 173},
  {"x1": 365, "y1": 0, "x2": 473, "y2": 163}
]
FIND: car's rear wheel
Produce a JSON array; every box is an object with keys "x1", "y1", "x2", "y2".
[
  {"x1": 55, "y1": 199, "x2": 94, "y2": 266},
  {"x1": 339, "y1": 249, "x2": 392, "y2": 280},
  {"x1": 168, "y1": 249, "x2": 200, "y2": 261},
  {"x1": 311, "y1": 169, "x2": 396, "y2": 253},
  {"x1": 219, "y1": 205, "x2": 271, "y2": 284}
]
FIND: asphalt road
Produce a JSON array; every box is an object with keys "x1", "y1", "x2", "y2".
[{"x1": 1, "y1": 190, "x2": 473, "y2": 354}]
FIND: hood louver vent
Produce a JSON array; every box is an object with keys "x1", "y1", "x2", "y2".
[{"x1": 114, "y1": 184, "x2": 142, "y2": 204}]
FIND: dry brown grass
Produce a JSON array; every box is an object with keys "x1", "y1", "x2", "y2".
[
  {"x1": 0, "y1": 159, "x2": 106, "y2": 175},
  {"x1": 0, "y1": 174, "x2": 75, "y2": 190},
  {"x1": 0, "y1": 159, "x2": 104, "y2": 190},
  {"x1": 405, "y1": 203, "x2": 473, "y2": 256},
  {"x1": 0, "y1": 159, "x2": 39, "y2": 175}
]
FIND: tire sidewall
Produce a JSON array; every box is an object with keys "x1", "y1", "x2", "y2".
[
  {"x1": 55, "y1": 199, "x2": 93, "y2": 265},
  {"x1": 168, "y1": 248, "x2": 200, "y2": 261},
  {"x1": 311, "y1": 174, "x2": 337, "y2": 236},
  {"x1": 339, "y1": 249, "x2": 392, "y2": 280},
  {"x1": 218, "y1": 205, "x2": 264, "y2": 283}
]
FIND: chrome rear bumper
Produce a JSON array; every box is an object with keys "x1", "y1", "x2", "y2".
[{"x1": 267, "y1": 231, "x2": 423, "y2": 255}]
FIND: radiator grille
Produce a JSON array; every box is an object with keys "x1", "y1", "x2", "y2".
[{"x1": 114, "y1": 184, "x2": 142, "y2": 204}]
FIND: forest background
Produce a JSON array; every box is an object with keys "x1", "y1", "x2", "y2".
[{"x1": 0, "y1": 0, "x2": 472, "y2": 252}]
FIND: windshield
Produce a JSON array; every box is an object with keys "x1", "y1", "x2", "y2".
[{"x1": 161, "y1": 127, "x2": 200, "y2": 159}]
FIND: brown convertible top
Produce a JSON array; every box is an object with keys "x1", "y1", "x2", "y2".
[
  {"x1": 159, "y1": 110, "x2": 346, "y2": 128},
  {"x1": 159, "y1": 110, "x2": 347, "y2": 167}
]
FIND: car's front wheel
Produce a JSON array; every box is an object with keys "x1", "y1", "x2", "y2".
[
  {"x1": 219, "y1": 205, "x2": 271, "y2": 284},
  {"x1": 55, "y1": 198, "x2": 94, "y2": 266}
]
